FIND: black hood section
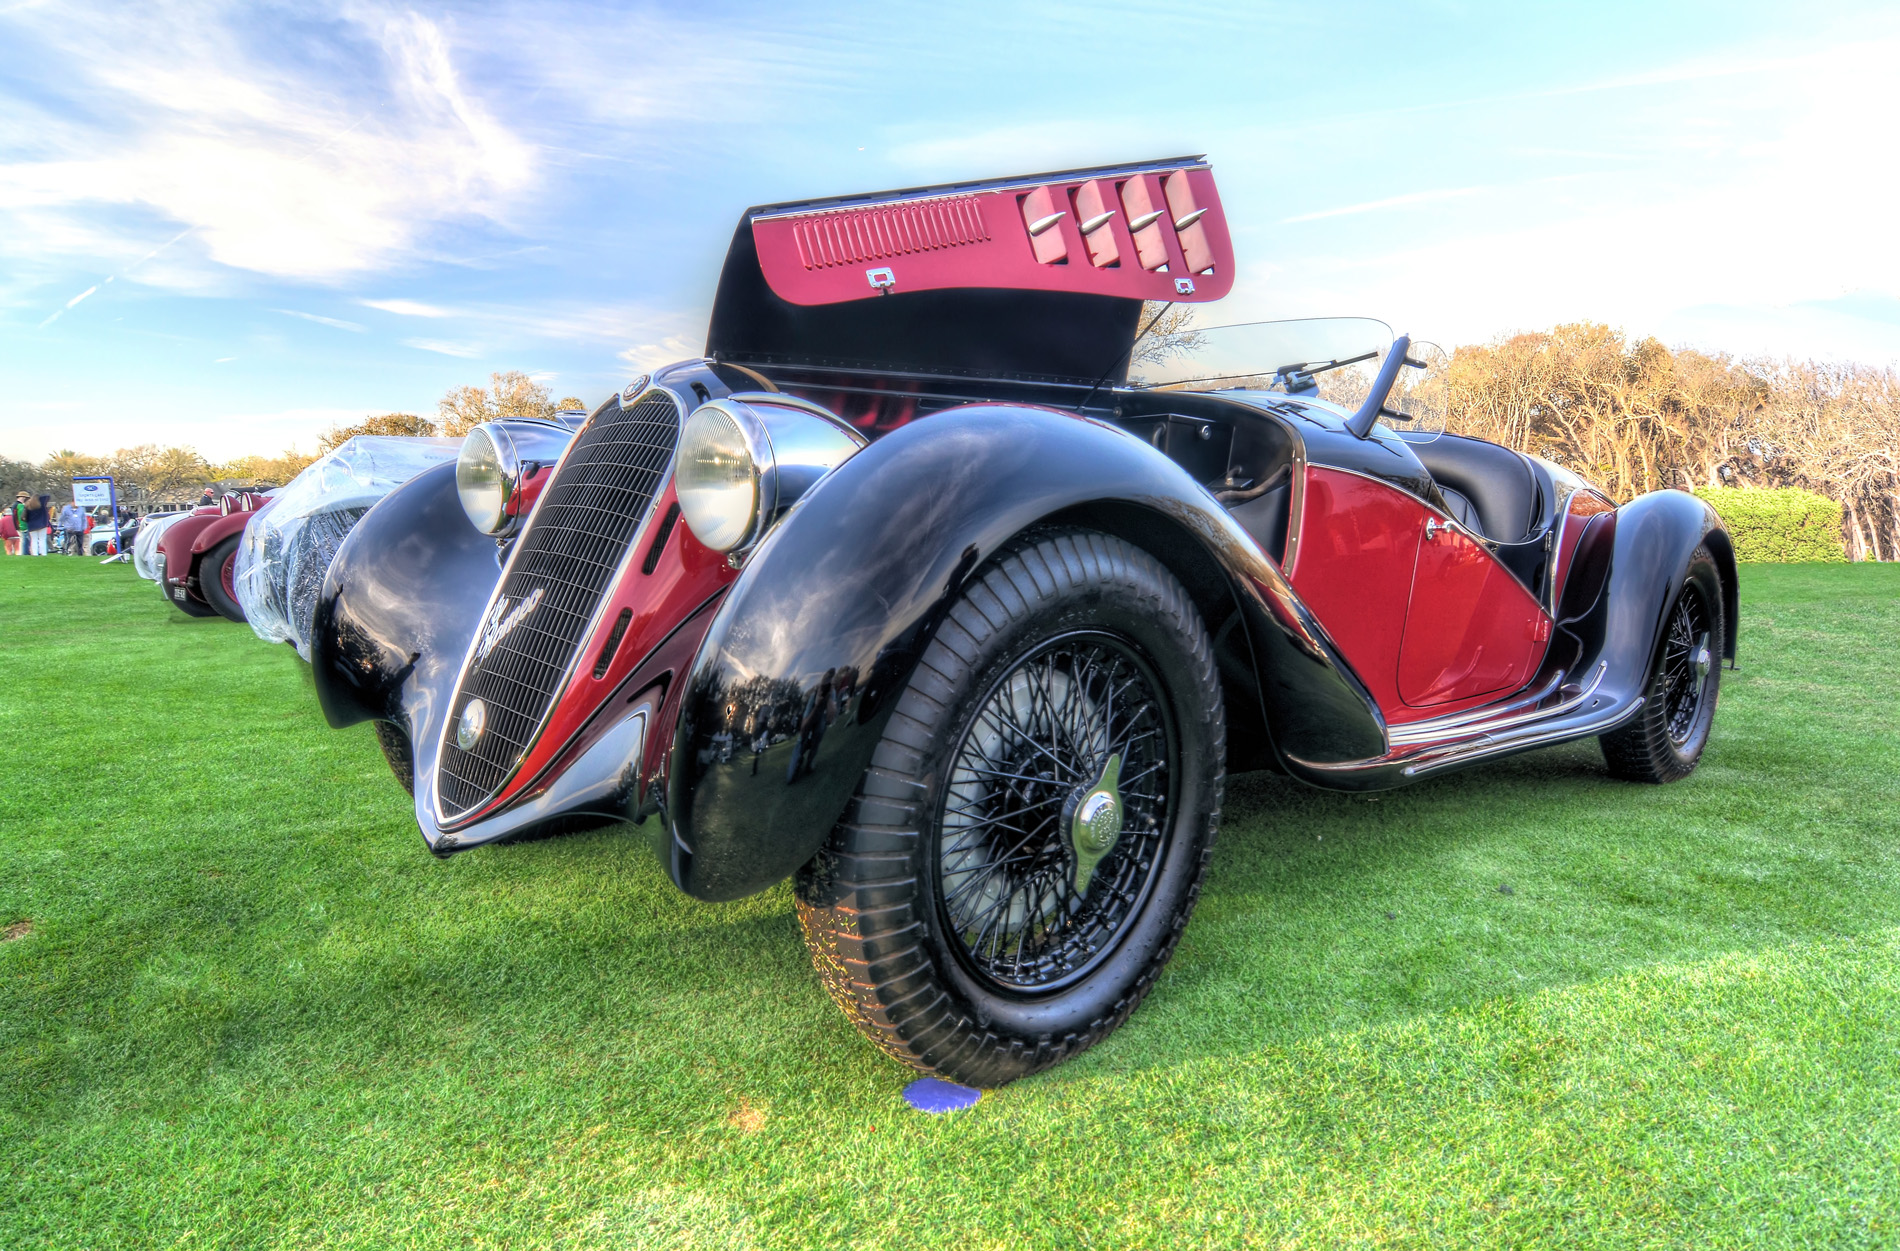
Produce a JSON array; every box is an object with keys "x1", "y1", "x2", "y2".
[{"x1": 705, "y1": 220, "x2": 1144, "y2": 386}]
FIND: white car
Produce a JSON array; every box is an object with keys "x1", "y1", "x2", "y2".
[
  {"x1": 236, "y1": 435, "x2": 459, "y2": 658},
  {"x1": 131, "y1": 511, "x2": 193, "y2": 579}
]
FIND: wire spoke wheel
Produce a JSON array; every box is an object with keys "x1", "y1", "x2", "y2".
[
  {"x1": 1600, "y1": 545, "x2": 1725, "y2": 784},
  {"x1": 1658, "y1": 588, "x2": 1711, "y2": 745},
  {"x1": 936, "y1": 633, "x2": 1174, "y2": 994},
  {"x1": 794, "y1": 529, "x2": 1223, "y2": 1087}
]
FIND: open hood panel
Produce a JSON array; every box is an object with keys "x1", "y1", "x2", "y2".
[
  {"x1": 748, "y1": 156, "x2": 1233, "y2": 306},
  {"x1": 706, "y1": 156, "x2": 1235, "y2": 386}
]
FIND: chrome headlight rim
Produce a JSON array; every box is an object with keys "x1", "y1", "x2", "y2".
[
  {"x1": 676, "y1": 399, "x2": 773, "y2": 554},
  {"x1": 456, "y1": 423, "x2": 522, "y2": 536}
]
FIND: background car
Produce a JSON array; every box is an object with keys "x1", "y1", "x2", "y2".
[
  {"x1": 307, "y1": 156, "x2": 1735, "y2": 1088},
  {"x1": 158, "y1": 492, "x2": 271, "y2": 621},
  {"x1": 236, "y1": 435, "x2": 460, "y2": 658},
  {"x1": 132, "y1": 511, "x2": 192, "y2": 580}
]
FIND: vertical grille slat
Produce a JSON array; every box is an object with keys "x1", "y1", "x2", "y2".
[{"x1": 435, "y1": 392, "x2": 681, "y2": 819}]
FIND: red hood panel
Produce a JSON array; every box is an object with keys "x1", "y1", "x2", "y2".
[{"x1": 751, "y1": 161, "x2": 1234, "y2": 307}]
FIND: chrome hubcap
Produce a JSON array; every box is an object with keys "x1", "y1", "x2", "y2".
[{"x1": 1069, "y1": 753, "x2": 1125, "y2": 896}]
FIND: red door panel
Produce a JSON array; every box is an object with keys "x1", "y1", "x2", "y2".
[
  {"x1": 1286, "y1": 467, "x2": 1425, "y2": 716},
  {"x1": 1399, "y1": 527, "x2": 1549, "y2": 707}
]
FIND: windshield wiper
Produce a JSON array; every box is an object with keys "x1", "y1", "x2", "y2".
[{"x1": 1271, "y1": 350, "x2": 1378, "y2": 395}]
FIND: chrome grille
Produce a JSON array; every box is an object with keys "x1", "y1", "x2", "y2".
[{"x1": 436, "y1": 391, "x2": 681, "y2": 819}]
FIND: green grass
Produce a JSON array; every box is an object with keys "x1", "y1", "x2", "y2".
[{"x1": 2, "y1": 557, "x2": 1897, "y2": 1249}]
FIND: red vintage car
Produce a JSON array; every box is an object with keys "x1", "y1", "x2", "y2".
[
  {"x1": 159, "y1": 490, "x2": 271, "y2": 621},
  {"x1": 311, "y1": 157, "x2": 1735, "y2": 1087}
]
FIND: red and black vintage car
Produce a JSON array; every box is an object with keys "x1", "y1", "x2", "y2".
[
  {"x1": 312, "y1": 157, "x2": 1735, "y2": 1087},
  {"x1": 158, "y1": 489, "x2": 272, "y2": 622}
]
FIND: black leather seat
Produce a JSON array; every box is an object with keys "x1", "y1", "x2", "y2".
[{"x1": 1409, "y1": 434, "x2": 1542, "y2": 542}]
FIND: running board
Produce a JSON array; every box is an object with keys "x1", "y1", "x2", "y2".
[
  {"x1": 1285, "y1": 663, "x2": 1640, "y2": 787},
  {"x1": 1388, "y1": 663, "x2": 1606, "y2": 747}
]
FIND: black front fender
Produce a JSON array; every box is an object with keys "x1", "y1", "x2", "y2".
[
  {"x1": 310, "y1": 460, "x2": 501, "y2": 733},
  {"x1": 663, "y1": 404, "x2": 1385, "y2": 902}
]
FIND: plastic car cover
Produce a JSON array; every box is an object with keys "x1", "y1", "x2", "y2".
[
  {"x1": 132, "y1": 512, "x2": 193, "y2": 581},
  {"x1": 236, "y1": 436, "x2": 460, "y2": 658}
]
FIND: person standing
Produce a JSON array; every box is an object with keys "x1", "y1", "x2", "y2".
[
  {"x1": 59, "y1": 499, "x2": 89, "y2": 556},
  {"x1": 0, "y1": 503, "x2": 17, "y2": 555},
  {"x1": 24, "y1": 494, "x2": 51, "y2": 556}
]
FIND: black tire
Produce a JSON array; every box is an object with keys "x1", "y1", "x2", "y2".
[
  {"x1": 200, "y1": 536, "x2": 247, "y2": 623},
  {"x1": 162, "y1": 579, "x2": 220, "y2": 618},
  {"x1": 373, "y1": 721, "x2": 416, "y2": 796},
  {"x1": 794, "y1": 529, "x2": 1225, "y2": 1088},
  {"x1": 1600, "y1": 545, "x2": 1724, "y2": 782}
]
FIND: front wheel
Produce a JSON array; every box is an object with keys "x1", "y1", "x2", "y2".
[
  {"x1": 795, "y1": 529, "x2": 1225, "y2": 1088},
  {"x1": 1600, "y1": 545, "x2": 1724, "y2": 782}
]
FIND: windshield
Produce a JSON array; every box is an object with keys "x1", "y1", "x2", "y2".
[
  {"x1": 1127, "y1": 312, "x2": 1446, "y2": 437},
  {"x1": 1129, "y1": 314, "x2": 1394, "y2": 395}
]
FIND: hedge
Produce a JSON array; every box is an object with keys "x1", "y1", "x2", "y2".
[{"x1": 1691, "y1": 487, "x2": 1846, "y2": 563}]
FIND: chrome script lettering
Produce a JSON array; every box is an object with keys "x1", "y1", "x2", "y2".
[{"x1": 476, "y1": 586, "x2": 544, "y2": 661}]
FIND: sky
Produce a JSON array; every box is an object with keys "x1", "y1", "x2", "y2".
[{"x1": 3, "y1": 0, "x2": 1898, "y2": 462}]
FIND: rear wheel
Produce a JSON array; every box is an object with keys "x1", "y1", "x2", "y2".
[
  {"x1": 200, "y1": 536, "x2": 247, "y2": 623},
  {"x1": 162, "y1": 579, "x2": 219, "y2": 618},
  {"x1": 1600, "y1": 546, "x2": 1724, "y2": 782},
  {"x1": 794, "y1": 529, "x2": 1225, "y2": 1088}
]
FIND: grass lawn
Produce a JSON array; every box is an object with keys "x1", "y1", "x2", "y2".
[{"x1": 2, "y1": 556, "x2": 1897, "y2": 1249}]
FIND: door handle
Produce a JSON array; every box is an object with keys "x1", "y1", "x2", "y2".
[{"x1": 1424, "y1": 517, "x2": 1449, "y2": 542}]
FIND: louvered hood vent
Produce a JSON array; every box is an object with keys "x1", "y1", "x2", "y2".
[{"x1": 435, "y1": 390, "x2": 681, "y2": 820}]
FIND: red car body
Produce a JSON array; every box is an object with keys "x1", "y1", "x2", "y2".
[{"x1": 160, "y1": 491, "x2": 270, "y2": 618}]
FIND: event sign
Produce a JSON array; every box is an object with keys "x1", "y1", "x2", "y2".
[
  {"x1": 71, "y1": 475, "x2": 120, "y2": 556},
  {"x1": 71, "y1": 477, "x2": 113, "y2": 507}
]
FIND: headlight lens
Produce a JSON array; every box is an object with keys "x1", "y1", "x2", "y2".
[
  {"x1": 456, "y1": 427, "x2": 512, "y2": 534},
  {"x1": 677, "y1": 405, "x2": 761, "y2": 551}
]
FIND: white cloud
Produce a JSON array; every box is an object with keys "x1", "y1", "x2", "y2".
[
  {"x1": 275, "y1": 309, "x2": 366, "y2": 333},
  {"x1": 1281, "y1": 187, "x2": 1488, "y2": 224},
  {"x1": 0, "y1": 3, "x2": 536, "y2": 285},
  {"x1": 405, "y1": 338, "x2": 481, "y2": 358},
  {"x1": 618, "y1": 334, "x2": 699, "y2": 371},
  {"x1": 1227, "y1": 35, "x2": 1900, "y2": 364},
  {"x1": 360, "y1": 297, "x2": 453, "y2": 317}
]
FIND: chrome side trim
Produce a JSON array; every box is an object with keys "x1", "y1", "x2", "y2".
[
  {"x1": 1280, "y1": 440, "x2": 1310, "y2": 574},
  {"x1": 1398, "y1": 694, "x2": 1634, "y2": 778},
  {"x1": 1286, "y1": 662, "x2": 1634, "y2": 784},
  {"x1": 1386, "y1": 662, "x2": 1605, "y2": 746}
]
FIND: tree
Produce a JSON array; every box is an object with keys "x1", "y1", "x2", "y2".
[
  {"x1": 436, "y1": 371, "x2": 555, "y2": 437},
  {"x1": 318, "y1": 413, "x2": 438, "y2": 453},
  {"x1": 1130, "y1": 302, "x2": 1205, "y2": 372},
  {"x1": 216, "y1": 448, "x2": 322, "y2": 488},
  {"x1": 141, "y1": 446, "x2": 213, "y2": 503},
  {"x1": 558, "y1": 396, "x2": 585, "y2": 412},
  {"x1": 43, "y1": 449, "x2": 107, "y2": 482},
  {"x1": 0, "y1": 456, "x2": 53, "y2": 502}
]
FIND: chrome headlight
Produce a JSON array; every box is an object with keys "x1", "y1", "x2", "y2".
[
  {"x1": 456, "y1": 425, "x2": 517, "y2": 535},
  {"x1": 676, "y1": 395, "x2": 866, "y2": 554},
  {"x1": 676, "y1": 404, "x2": 762, "y2": 551}
]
